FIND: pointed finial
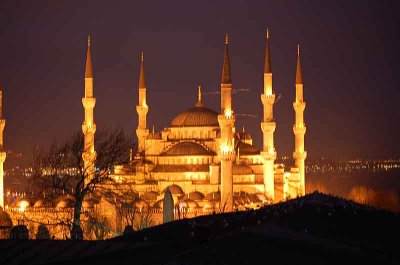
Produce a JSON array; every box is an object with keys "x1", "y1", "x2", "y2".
[
  {"x1": 221, "y1": 33, "x2": 232, "y2": 84},
  {"x1": 225, "y1": 33, "x2": 229, "y2": 45},
  {"x1": 198, "y1": 85, "x2": 202, "y2": 102},
  {"x1": 85, "y1": 35, "x2": 93, "y2": 78},
  {"x1": 195, "y1": 85, "x2": 203, "y2": 107},
  {"x1": 264, "y1": 29, "x2": 272, "y2": 73},
  {"x1": 139, "y1": 51, "x2": 146, "y2": 89},
  {"x1": 296, "y1": 44, "x2": 303, "y2": 84}
]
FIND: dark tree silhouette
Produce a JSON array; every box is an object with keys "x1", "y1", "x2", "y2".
[{"x1": 31, "y1": 127, "x2": 133, "y2": 239}]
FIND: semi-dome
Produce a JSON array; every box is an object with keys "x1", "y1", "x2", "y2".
[
  {"x1": 183, "y1": 191, "x2": 205, "y2": 201},
  {"x1": 164, "y1": 142, "x2": 212, "y2": 156},
  {"x1": 170, "y1": 106, "x2": 219, "y2": 127},
  {"x1": 163, "y1": 184, "x2": 184, "y2": 196}
]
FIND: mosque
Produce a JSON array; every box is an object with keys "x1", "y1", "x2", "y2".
[
  {"x1": 108, "y1": 31, "x2": 307, "y2": 212},
  {"x1": 0, "y1": 31, "x2": 307, "y2": 238}
]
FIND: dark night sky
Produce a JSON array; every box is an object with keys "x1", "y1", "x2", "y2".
[{"x1": 0, "y1": 0, "x2": 399, "y2": 160}]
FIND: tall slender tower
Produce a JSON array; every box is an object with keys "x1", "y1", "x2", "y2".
[
  {"x1": 293, "y1": 45, "x2": 307, "y2": 196},
  {"x1": 136, "y1": 52, "x2": 149, "y2": 154},
  {"x1": 260, "y1": 30, "x2": 276, "y2": 201},
  {"x1": 82, "y1": 36, "x2": 96, "y2": 185},
  {"x1": 218, "y1": 33, "x2": 236, "y2": 212},
  {"x1": 0, "y1": 86, "x2": 6, "y2": 208}
]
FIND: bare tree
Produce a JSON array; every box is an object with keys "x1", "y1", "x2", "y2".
[
  {"x1": 99, "y1": 183, "x2": 154, "y2": 232},
  {"x1": 31, "y1": 127, "x2": 132, "y2": 238}
]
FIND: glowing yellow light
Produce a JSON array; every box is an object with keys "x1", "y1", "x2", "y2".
[
  {"x1": 224, "y1": 108, "x2": 232, "y2": 119},
  {"x1": 19, "y1": 200, "x2": 30, "y2": 211},
  {"x1": 266, "y1": 86, "x2": 272, "y2": 96},
  {"x1": 284, "y1": 172, "x2": 291, "y2": 179},
  {"x1": 220, "y1": 144, "x2": 232, "y2": 154}
]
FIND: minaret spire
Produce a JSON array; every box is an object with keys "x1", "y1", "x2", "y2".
[
  {"x1": 85, "y1": 35, "x2": 93, "y2": 79},
  {"x1": 296, "y1": 44, "x2": 303, "y2": 85},
  {"x1": 0, "y1": 84, "x2": 6, "y2": 208},
  {"x1": 139, "y1": 51, "x2": 146, "y2": 89},
  {"x1": 260, "y1": 29, "x2": 277, "y2": 202},
  {"x1": 82, "y1": 35, "x2": 97, "y2": 188},
  {"x1": 264, "y1": 29, "x2": 272, "y2": 74},
  {"x1": 218, "y1": 33, "x2": 236, "y2": 212},
  {"x1": 293, "y1": 44, "x2": 307, "y2": 196},
  {"x1": 221, "y1": 33, "x2": 232, "y2": 85},
  {"x1": 136, "y1": 51, "x2": 149, "y2": 154}
]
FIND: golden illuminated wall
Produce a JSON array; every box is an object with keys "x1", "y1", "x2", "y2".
[{"x1": 0, "y1": 89, "x2": 5, "y2": 208}]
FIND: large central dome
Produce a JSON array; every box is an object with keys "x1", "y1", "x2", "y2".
[{"x1": 170, "y1": 106, "x2": 219, "y2": 127}]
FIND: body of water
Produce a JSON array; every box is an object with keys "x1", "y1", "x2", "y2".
[{"x1": 306, "y1": 169, "x2": 400, "y2": 198}]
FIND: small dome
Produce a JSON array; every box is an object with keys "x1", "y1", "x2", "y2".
[
  {"x1": 183, "y1": 191, "x2": 205, "y2": 201},
  {"x1": 34, "y1": 199, "x2": 53, "y2": 207},
  {"x1": 164, "y1": 142, "x2": 212, "y2": 156},
  {"x1": 205, "y1": 191, "x2": 221, "y2": 201},
  {"x1": 141, "y1": 191, "x2": 159, "y2": 201},
  {"x1": 236, "y1": 141, "x2": 259, "y2": 155},
  {"x1": 239, "y1": 130, "x2": 252, "y2": 141},
  {"x1": 170, "y1": 107, "x2": 219, "y2": 127},
  {"x1": 163, "y1": 184, "x2": 184, "y2": 196},
  {"x1": 56, "y1": 195, "x2": 75, "y2": 208},
  {"x1": 34, "y1": 200, "x2": 43, "y2": 208}
]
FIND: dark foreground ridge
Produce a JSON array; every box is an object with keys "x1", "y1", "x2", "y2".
[{"x1": 1, "y1": 192, "x2": 399, "y2": 265}]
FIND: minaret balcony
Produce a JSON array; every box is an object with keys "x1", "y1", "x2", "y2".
[
  {"x1": 218, "y1": 114, "x2": 235, "y2": 127},
  {"x1": 261, "y1": 121, "x2": 276, "y2": 133},
  {"x1": 293, "y1": 125, "x2": 306, "y2": 134},
  {"x1": 261, "y1": 93, "x2": 275, "y2": 105},
  {"x1": 261, "y1": 150, "x2": 277, "y2": 161},
  {"x1": 82, "y1": 123, "x2": 97, "y2": 135},
  {"x1": 136, "y1": 105, "x2": 149, "y2": 115},
  {"x1": 293, "y1": 151, "x2": 307, "y2": 160},
  {"x1": 82, "y1": 97, "x2": 96, "y2": 109},
  {"x1": 293, "y1": 101, "x2": 306, "y2": 112}
]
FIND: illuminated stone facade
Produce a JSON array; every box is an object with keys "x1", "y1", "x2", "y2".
[
  {"x1": 0, "y1": 88, "x2": 6, "y2": 208},
  {"x1": 114, "y1": 32, "x2": 306, "y2": 211},
  {"x1": 2, "y1": 32, "x2": 307, "y2": 239}
]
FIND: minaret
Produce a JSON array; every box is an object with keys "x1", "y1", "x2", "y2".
[
  {"x1": 136, "y1": 52, "x2": 149, "y2": 154},
  {"x1": 293, "y1": 44, "x2": 307, "y2": 196},
  {"x1": 82, "y1": 35, "x2": 97, "y2": 185},
  {"x1": 260, "y1": 29, "x2": 276, "y2": 202},
  {"x1": 218, "y1": 33, "x2": 235, "y2": 212},
  {"x1": 0, "y1": 86, "x2": 6, "y2": 208}
]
